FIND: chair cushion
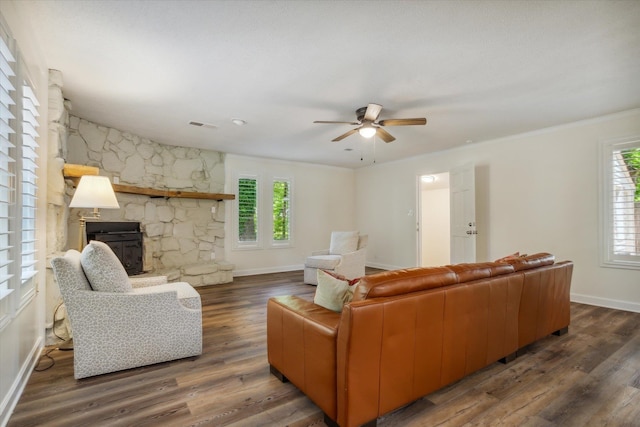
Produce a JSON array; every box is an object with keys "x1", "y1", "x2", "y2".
[
  {"x1": 305, "y1": 255, "x2": 342, "y2": 270},
  {"x1": 132, "y1": 282, "x2": 201, "y2": 310},
  {"x1": 313, "y1": 270, "x2": 359, "y2": 312},
  {"x1": 329, "y1": 231, "x2": 359, "y2": 255},
  {"x1": 81, "y1": 240, "x2": 132, "y2": 293}
]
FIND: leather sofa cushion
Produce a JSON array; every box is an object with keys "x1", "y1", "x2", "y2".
[
  {"x1": 502, "y1": 252, "x2": 554, "y2": 271},
  {"x1": 352, "y1": 267, "x2": 457, "y2": 301},
  {"x1": 446, "y1": 262, "x2": 515, "y2": 282}
]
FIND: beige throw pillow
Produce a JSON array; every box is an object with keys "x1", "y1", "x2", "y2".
[
  {"x1": 80, "y1": 240, "x2": 132, "y2": 292},
  {"x1": 314, "y1": 269, "x2": 359, "y2": 312}
]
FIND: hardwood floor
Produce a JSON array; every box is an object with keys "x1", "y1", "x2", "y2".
[{"x1": 8, "y1": 270, "x2": 640, "y2": 427}]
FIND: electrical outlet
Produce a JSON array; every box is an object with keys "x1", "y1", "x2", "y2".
[
  {"x1": 211, "y1": 206, "x2": 216, "y2": 214},
  {"x1": 210, "y1": 252, "x2": 216, "y2": 260},
  {"x1": 113, "y1": 176, "x2": 119, "y2": 184}
]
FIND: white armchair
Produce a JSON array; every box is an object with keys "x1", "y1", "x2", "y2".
[
  {"x1": 50, "y1": 241, "x2": 202, "y2": 379},
  {"x1": 304, "y1": 231, "x2": 368, "y2": 285}
]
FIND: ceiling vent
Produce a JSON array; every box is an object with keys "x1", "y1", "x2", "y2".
[{"x1": 189, "y1": 121, "x2": 217, "y2": 129}]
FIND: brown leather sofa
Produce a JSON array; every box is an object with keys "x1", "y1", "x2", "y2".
[{"x1": 267, "y1": 253, "x2": 573, "y2": 427}]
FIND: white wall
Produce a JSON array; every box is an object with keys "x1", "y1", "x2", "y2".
[
  {"x1": 0, "y1": 2, "x2": 49, "y2": 425},
  {"x1": 356, "y1": 109, "x2": 640, "y2": 312},
  {"x1": 225, "y1": 154, "x2": 356, "y2": 275}
]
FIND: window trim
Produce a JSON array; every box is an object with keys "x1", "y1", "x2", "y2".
[{"x1": 599, "y1": 134, "x2": 640, "y2": 270}]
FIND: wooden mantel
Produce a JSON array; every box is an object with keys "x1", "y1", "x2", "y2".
[{"x1": 63, "y1": 164, "x2": 235, "y2": 201}]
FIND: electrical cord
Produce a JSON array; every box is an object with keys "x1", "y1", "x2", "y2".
[{"x1": 35, "y1": 301, "x2": 71, "y2": 372}]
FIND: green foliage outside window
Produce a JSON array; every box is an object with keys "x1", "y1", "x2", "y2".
[
  {"x1": 273, "y1": 180, "x2": 290, "y2": 241},
  {"x1": 622, "y1": 148, "x2": 640, "y2": 202}
]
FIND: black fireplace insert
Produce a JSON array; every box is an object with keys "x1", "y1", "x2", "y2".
[{"x1": 85, "y1": 221, "x2": 143, "y2": 275}]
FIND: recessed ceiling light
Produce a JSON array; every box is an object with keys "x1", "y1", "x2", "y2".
[
  {"x1": 231, "y1": 118, "x2": 246, "y2": 126},
  {"x1": 421, "y1": 175, "x2": 436, "y2": 183},
  {"x1": 466, "y1": 139, "x2": 473, "y2": 144}
]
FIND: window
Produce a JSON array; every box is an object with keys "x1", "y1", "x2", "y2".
[
  {"x1": 19, "y1": 79, "x2": 39, "y2": 300},
  {"x1": 233, "y1": 173, "x2": 294, "y2": 250},
  {"x1": 601, "y1": 136, "x2": 640, "y2": 269},
  {"x1": 0, "y1": 22, "x2": 40, "y2": 319},
  {"x1": 272, "y1": 178, "x2": 291, "y2": 245},
  {"x1": 237, "y1": 176, "x2": 258, "y2": 245},
  {"x1": 0, "y1": 34, "x2": 15, "y2": 316}
]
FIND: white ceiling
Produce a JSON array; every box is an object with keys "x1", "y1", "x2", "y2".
[{"x1": 16, "y1": 0, "x2": 640, "y2": 168}]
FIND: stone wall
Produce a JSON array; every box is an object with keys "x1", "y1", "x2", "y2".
[{"x1": 64, "y1": 116, "x2": 233, "y2": 286}]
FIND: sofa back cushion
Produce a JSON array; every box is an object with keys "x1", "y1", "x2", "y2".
[
  {"x1": 329, "y1": 231, "x2": 359, "y2": 255},
  {"x1": 353, "y1": 267, "x2": 457, "y2": 301},
  {"x1": 500, "y1": 252, "x2": 554, "y2": 271},
  {"x1": 80, "y1": 240, "x2": 132, "y2": 292},
  {"x1": 446, "y1": 262, "x2": 515, "y2": 282},
  {"x1": 51, "y1": 250, "x2": 92, "y2": 300}
]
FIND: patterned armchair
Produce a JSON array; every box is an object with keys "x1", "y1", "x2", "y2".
[
  {"x1": 50, "y1": 241, "x2": 202, "y2": 379},
  {"x1": 304, "y1": 231, "x2": 368, "y2": 285}
]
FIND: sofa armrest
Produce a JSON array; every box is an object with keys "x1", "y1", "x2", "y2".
[
  {"x1": 130, "y1": 275, "x2": 168, "y2": 288},
  {"x1": 267, "y1": 295, "x2": 341, "y2": 420},
  {"x1": 334, "y1": 247, "x2": 367, "y2": 279}
]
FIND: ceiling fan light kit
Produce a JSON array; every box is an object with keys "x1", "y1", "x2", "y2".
[{"x1": 314, "y1": 103, "x2": 427, "y2": 144}]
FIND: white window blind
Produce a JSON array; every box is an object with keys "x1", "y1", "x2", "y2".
[
  {"x1": 602, "y1": 136, "x2": 640, "y2": 269},
  {"x1": 20, "y1": 81, "x2": 38, "y2": 285},
  {"x1": 0, "y1": 35, "x2": 15, "y2": 299},
  {"x1": 238, "y1": 177, "x2": 258, "y2": 243}
]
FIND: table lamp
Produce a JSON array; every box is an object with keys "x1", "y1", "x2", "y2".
[{"x1": 69, "y1": 175, "x2": 120, "y2": 250}]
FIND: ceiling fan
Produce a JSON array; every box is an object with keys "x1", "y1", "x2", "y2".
[{"x1": 313, "y1": 103, "x2": 427, "y2": 143}]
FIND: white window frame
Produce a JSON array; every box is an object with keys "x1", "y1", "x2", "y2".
[
  {"x1": 600, "y1": 135, "x2": 640, "y2": 270},
  {"x1": 271, "y1": 176, "x2": 293, "y2": 248}
]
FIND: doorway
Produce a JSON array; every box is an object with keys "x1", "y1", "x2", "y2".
[{"x1": 418, "y1": 172, "x2": 450, "y2": 267}]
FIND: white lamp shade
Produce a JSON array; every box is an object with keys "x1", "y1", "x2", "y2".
[
  {"x1": 359, "y1": 126, "x2": 377, "y2": 138},
  {"x1": 69, "y1": 175, "x2": 120, "y2": 209}
]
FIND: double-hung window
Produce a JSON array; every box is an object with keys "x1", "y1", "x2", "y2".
[{"x1": 601, "y1": 136, "x2": 640, "y2": 269}]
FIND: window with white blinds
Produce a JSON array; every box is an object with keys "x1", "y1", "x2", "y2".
[
  {"x1": 20, "y1": 81, "x2": 39, "y2": 291},
  {"x1": 0, "y1": 35, "x2": 15, "y2": 302},
  {"x1": 237, "y1": 176, "x2": 259, "y2": 246},
  {"x1": 0, "y1": 24, "x2": 40, "y2": 311},
  {"x1": 601, "y1": 136, "x2": 640, "y2": 269}
]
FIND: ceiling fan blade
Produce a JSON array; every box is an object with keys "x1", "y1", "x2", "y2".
[
  {"x1": 314, "y1": 120, "x2": 360, "y2": 125},
  {"x1": 378, "y1": 118, "x2": 427, "y2": 126},
  {"x1": 332, "y1": 128, "x2": 359, "y2": 142},
  {"x1": 376, "y1": 127, "x2": 396, "y2": 143},
  {"x1": 364, "y1": 103, "x2": 383, "y2": 122}
]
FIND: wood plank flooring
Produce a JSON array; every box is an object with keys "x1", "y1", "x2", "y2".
[{"x1": 8, "y1": 270, "x2": 640, "y2": 426}]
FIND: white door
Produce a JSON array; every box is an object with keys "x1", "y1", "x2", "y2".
[{"x1": 450, "y1": 164, "x2": 476, "y2": 264}]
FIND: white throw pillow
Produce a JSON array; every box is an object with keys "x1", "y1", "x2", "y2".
[
  {"x1": 81, "y1": 240, "x2": 132, "y2": 292},
  {"x1": 329, "y1": 231, "x2": 359, "y2": 255},
  {"x1": 314, "y1": 269, "x2": 359, "y2": 312}
]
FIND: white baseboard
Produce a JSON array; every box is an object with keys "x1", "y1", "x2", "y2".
[
  {"x1": 571, "y1": 293, "x2": 640, "y2": 313},
  {"x1": 233, "y1": 264, "x2": 304, "y2": 277},
  {"x1": 0, "y1": 336, "x2": 43, "y2": 427},
  {"x1": 366, "y1": 262, "x2": 399, "y2": 271}
]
